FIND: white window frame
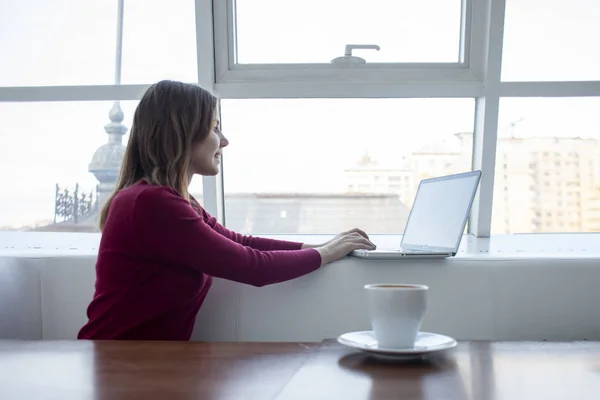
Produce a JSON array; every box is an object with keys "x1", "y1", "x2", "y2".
[
  {"x1": 213, "y1": 0, "x2": 480, "y2": 96},
  {"x1": 1, "y1": 0, "x2": 600, "y2": 237}
]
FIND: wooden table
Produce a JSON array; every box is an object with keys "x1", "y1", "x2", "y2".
[{"x1": 1, "y1": 339, "x2": 599, "y2": 399}]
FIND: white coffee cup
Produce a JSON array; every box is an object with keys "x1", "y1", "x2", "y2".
[{"x1": 364, "y1": 283, "x2": 428, "y2": 349}]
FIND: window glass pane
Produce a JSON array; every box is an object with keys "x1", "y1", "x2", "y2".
[
  {"x1": 0, "y1": 0, "x2": 116, "y2": 86},
  {"x1": 220, "y1": 99, "x2": 475, "y2": 234},
  {"x1": 493, "y1": 98, "x2": 600, "y2": 233},
  {"x1": 120, "y1": 0, "x2": 197, "y2": 84},
  {"x1": 0, "y1": 101, "x2": 134, "y2": 231},
  {"x1": 502, "y1": 0, "x2": 600, "y2": 81},
  {"x1": 234, "y1": 0, "x2": 463, "y2": 64},
  {"x1": 0, "y1": 0, "x2": 196, "y2": 87},
  {"x1": 0, "y1": 100, "x2": 204, "y2": 231}
]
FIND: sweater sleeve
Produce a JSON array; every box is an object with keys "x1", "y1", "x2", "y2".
[
  {"x1": 199, "y1": 208, "x2": 305, "y2": 251},
  {"x1": 134, "y1": 187, "x2": 322, "y2": 287}
]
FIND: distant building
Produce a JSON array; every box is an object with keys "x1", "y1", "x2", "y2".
[
  {"x1": 344, "y1": 132, "x2": 472, "y2": 207},
  {"x1": 223, "y1": 193, "x2": 409, "y2": 234},
  {"x1": 494, "y1": 135, "x2": 600, "y2": 233},
  {"x1": 32, "y1": 102, "x2": 127, "y2": 233},
  {"x1": 344, "y1": 131, "x2": 600, "y2": 233}
]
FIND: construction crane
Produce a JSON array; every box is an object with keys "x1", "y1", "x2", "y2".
[{"x1": 502, "y1": 117, "x2": 525, "y2": 138}]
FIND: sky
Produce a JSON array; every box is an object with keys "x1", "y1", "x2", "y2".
[{"x1": 0, "y1": 0, "x2": 599, "y2": 228}]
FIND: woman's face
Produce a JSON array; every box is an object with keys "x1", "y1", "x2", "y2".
[{"x1": 190, "y1": 114, "x2": 229, "y2": 176}]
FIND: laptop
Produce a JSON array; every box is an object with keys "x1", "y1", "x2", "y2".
[{"x1": 351, "y1": 170, "x2": 482, "y2": 260}]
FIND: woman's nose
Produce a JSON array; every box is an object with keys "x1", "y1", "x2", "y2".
[{"x1": 219, "y1": 132, "x2": 229, "y2": 148}]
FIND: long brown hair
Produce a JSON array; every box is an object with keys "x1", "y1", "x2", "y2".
[{"x1": 99, "y1": 80, "x2": 217, "y2": 230}]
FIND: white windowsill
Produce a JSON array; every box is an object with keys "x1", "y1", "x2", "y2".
[{"x1": 1, "y1": 231, "x2": 599, "y2": 260}]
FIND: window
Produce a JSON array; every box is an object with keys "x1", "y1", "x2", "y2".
[
  {"x1": 0, "y1": 101, "x2": 132, "y2": 231},
  {"x1": 492, "y1": 97, "x2": 600, "y2": 234},
  {"x1": 234, "y1": 0, "x2": 464, "y2": 64},
  {"x1": 220, "y1": 98, "x2": 474, "y2": 234},
  {"x1": 2, "y1": 0, "x2": 600, "y2": 238},
  {"x1": 502, "y1": 0, "x2": 600, "y2": 81},
  {"x1": 0, "y1": 101, "x2": 204, "y2": 232},
  {"x1": 118, "y1": 0, "x2": 197, "y2": 84},
  {"x1": 0, "y1": 0, "x2": 197, "y2": 86}
]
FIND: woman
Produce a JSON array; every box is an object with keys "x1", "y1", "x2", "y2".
[{"x1": 78, "y1": 80, "x2": 376, "y2": 341}]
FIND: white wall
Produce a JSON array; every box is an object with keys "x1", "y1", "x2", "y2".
[
  {"x1": 0, "y1": 257, "x2": 41, "y2": 339},
  {"x1": 2, "y1": 232, "x2": 600, "y2": 342}
]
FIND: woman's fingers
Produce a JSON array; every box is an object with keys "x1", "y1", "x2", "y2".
[
  {"x1": 344, "y1": 235, "x2": 376, "y2": 250},
  {"x1": 342, "y1": 228, "x2": 370, "y2": 239}
]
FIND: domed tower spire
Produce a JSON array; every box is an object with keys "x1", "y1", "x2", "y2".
[
  {"x1": 88, "y1": 103, "x2": 127, "y2": 208},
  {"x1": 88, "y1": 0, "x2": 127, "y2": 211},
  {"x1": 106, "y1": 101, "x2": 126, "y2": 143}
]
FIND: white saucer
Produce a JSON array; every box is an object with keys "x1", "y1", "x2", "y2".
[{"x1": 337, "y1": 331, "x2": 457, "y2": 359}]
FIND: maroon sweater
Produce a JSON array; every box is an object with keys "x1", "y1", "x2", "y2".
[{"x1": 78, "y1": 181, "x2": 321, "y2": 341}]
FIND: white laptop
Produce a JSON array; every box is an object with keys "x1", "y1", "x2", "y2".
[{"x1": 351, "y1": 170, "x2": 482, "y2": 260}]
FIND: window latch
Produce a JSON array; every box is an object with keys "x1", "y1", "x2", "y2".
[{"x1": 331, "y1": 44, "x2": 381, "y2": 65}]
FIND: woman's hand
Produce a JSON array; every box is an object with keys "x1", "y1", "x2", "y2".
[
  {"x1": 302, "y1": 228, "x2": 372, "y2": 249},
  {"x1": 315, "y1": 231, "x2": 376, "y2": 266},
  {"x1": 327, "y1": 228, "x2": 371, "y2": 245}
]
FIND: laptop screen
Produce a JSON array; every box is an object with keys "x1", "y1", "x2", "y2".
[{"x1": 401, "y1": 171, "x2": 481, "y2": 251}]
